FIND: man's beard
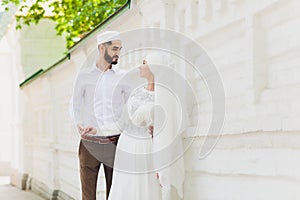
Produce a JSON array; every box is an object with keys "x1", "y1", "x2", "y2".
[{"x1": 104, "y1": 49, "x2": 118, "y2": 65}]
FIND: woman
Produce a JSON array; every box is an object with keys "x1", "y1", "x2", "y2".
[{"x1": 108, "y1": 60, "x2": 162, "y2": 200}]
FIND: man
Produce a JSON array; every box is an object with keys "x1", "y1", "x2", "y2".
[{"x1": 71, "y1": 31, "x2": 131, "y2": 200}]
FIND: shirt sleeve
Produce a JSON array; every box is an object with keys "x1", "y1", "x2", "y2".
[
  {"x1": 122, "y1": 76, "x2": 132, "y2": 104},
  {"x1": 70, "y1": 72, "x2": 85, "y2": 127}
]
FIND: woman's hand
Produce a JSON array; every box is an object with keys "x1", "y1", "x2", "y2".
[
  {"x1": 156, "y1": 172, "x2": 163, "y2": 188},
  {"x1": 148, "y1": 125, "x2": 153, "y2": 137}
]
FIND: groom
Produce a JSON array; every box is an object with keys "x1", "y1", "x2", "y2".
[{"x1": 71, "y1": 31, "x2": 131, "y2": 200}]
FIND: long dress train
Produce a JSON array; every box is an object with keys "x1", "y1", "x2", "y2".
[{"x1": 108, "y1": 87, "x2": 162, "y2": 200}]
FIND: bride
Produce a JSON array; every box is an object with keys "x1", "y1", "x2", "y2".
[{"x1": 107, "y1": 60, "x2": 162, "y2": 200}]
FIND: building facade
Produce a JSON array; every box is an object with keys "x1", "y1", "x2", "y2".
[{"x1": 2, "y1": 0, "x2": 300, "y2": 199}]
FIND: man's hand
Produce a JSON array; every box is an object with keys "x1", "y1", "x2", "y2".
[
  {"x1": 82, "y1": 126, "x2": 97, "y2": 135},
  {"x1": 77, "y1": 125, "x2": 97, "y2": 135}
]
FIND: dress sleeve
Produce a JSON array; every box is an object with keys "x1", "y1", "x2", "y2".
[{"x1": 127, "y1": 88, "x2": 154, "y2": 127}]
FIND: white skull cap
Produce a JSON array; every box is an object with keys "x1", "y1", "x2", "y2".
[{"x1": 97, "y1": 31, "x2": 121, "y2": 45}]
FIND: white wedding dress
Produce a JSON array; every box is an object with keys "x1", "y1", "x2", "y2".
[{"x1": 108, "y1": 87, "x2": 162, "y2": 200}]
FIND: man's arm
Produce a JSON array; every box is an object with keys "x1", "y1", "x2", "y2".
[{"x1": 70, "y1": 72, "x2": 85, "y2": 134}]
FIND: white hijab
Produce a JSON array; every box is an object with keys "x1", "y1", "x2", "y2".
[{"x1": 146, "y1": 53, "x2": 186, "y2": 200}]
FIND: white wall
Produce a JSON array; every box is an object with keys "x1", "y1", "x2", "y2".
[
  {"x1": 20, "y1": 19, "x2": 66, "y2": 77},
  {"x1": 18, "y1": 0, "x2": 300, "y2": 199},
  {"x1": 0, "y1": 19, "x2": 23, "y2": 177},
  {"x1": 0, "y1": 15, "x2": 66, "y2": 190}
]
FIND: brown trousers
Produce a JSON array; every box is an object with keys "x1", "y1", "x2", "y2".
[{"x1": 79, "y1": 139, "x2": 118, "y2": 200}]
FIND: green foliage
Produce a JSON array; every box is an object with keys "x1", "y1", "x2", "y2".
[{"x1": 1, "y1": 0, "x2": 127, "y2": 48}]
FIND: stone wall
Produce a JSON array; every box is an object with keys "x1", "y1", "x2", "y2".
[{"x1": 18, "y1": 0, "x2": 300, "y2": 199}]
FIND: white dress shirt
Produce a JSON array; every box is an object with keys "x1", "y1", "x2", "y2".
[{"x1": 71, "y1": 63, "x2": 131, "y2": 136}]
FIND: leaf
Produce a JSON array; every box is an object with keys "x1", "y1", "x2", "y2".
[
  {"x1": 16, "y1": 24, "x2": 22, "y2": 29},
  {"x1": 3, "y1": 0, "x2": 127, "y2": 48}
]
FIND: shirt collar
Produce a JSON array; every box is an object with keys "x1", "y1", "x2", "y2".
[{"x1": 92, "y1": 63, "x2": 117, "y2": 74}]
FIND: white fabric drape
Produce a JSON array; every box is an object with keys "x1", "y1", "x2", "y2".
[
  {"x1": 108, "y1": 87, "x2": 162, "y2": 200},
  {"x1": 146, "y1": 53, "x2": 186, "y2": 200}
]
